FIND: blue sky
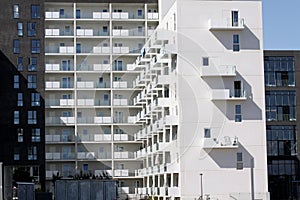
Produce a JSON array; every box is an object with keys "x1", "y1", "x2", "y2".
[{"x1": 263, "y1": 0, "x2": 300, "y2": 50}]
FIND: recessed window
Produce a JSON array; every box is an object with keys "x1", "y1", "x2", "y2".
[
  {"x1": 17, "y1": 57, "x2": 23, "y2": 71},
  {"x1": 28, "y1": 146, "x2": 37, "y2": 160},
  {"x1": 14, "y1": 148, "x2": 20, "y2": 160},
  {"x1": 31, "y1": 93, "x2": 40, "y2": 106},
  {"x1": 236, "y1": 152, "x2": 243, "y2": 170},
  {"x1": 27, "y1": 22, "x2": 37, "y2": 37},
  {"x1": 28, "y1": 75, "x2": 37, "y2": 88},
  {"x1": 14, "y1": 75, "x2": 19, "y2": 89},
  {"x1": 28, "y1": 111, "x2": 37, "y2": 124},
  {"x1": 202, "y1": 57, "x2": 209, "y2": 66},
  {"x1": 17, "y1": 93, "x2": 23, "y2": 107},
  {"x1": 28, "y1": 57, "x2": 37, "y2": 71},
  {"x1": 13, "y1": 39, "x2": 20, "y2": 54},
  {"x1": 233, "y1": 34, "x2": 240, "y2": 52},
  {"x1": 235, "y1": 105, "x2": 242, "y2": 122},
  {"x1": 31, "y1": 39, "x2": 40, "y2": 53},
  {"x1": 14, "y1": 111, "x2": 20, "y2": 124},
  {"x1": 17, "y1": 128, "x2": 23, "y2": 142},
  {"x1": 137, "y1": 9, "x2": 143, "y2": 17},
  {"x1": 13, "y1": 5, "x2": 19, "y2": 19},
  {"x1": 32, "y1": 128, "x2": 40, "y2": 142},
  {"x1": 17, "y1": 22, "x2": 23, "y2": 36},
  {"x1": 31, "y1": 5, "x2": 40, "y2": 19},
  {"x1": 204, "y1": 128, "x2": 211, "y2": 138}
]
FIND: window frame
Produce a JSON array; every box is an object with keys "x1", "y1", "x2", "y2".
[
  {"x1": 28, "y1": 110, "x2": 37, "y2": 124},
  {"x1": 17, "y1": 22, "x2": 23, "y2": 36},
  {"x1": 13, "y1": 39, "x2": 20, "y2": 54},
  {"x1": 233, "y1": 34, "x2": 240, "y2": 52},
  {"x1": 13, "y1": 4, "x2": 19, "y2": 19},
  {"x1": 235, "y1": 104, "x2": 242, "y2": 122},
  {"x1": 28, "y1": 74, "x2": 37, "y2": 89},
  {"x1": 31, "y1": 39, "x2": 40, "y2": 54},
  {"x1": 31, "y1": 5, "x2": 40, "y2": 19},
  {"x1": 31, "y1": 93, "x2": 40, "y2": 106}
]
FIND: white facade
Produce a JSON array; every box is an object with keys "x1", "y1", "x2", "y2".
[{"x1": 44, "y1": 0, "x2": 269, "y2": 199}]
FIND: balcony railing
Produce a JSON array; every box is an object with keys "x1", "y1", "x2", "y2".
[
  {"x1": 203, "y1": 136, "x2": 238, "y2": 149},
  {"x1": 45, "y1": 46, "x2": 74, "y2": 54},
  {"x1": 46, "y1": 117, "x2": 75, "y2": 125},
  {"x1": 45, "y1": 11, "x2": 73, "y2": 19},
  {"x1": 201, "y1": 65, "x2": 236, "y2": 77},
  {"x1": 45, "y1": 29, "x2": 73, "y2": 36},
  {"x1": 45, "y1": 134, "x2": 75, "y2": 143},
  {"x1": 78, "y1": 134, "x2": 112, "y2": 142},
  {"x1": 46, "y1": 152, "x2": 75, "y2": 160},
  {"x1": 209, "y1": 18, "x2": 245, "y2": 31},
  {"x1": 114, "y1": 151, "x2": 135, "y2": 159},
  {"x1": 45, "y1": 64, "x2": 74, "y2": 71},
  {"x1": 211, "y1": 89, "x2": 247, "y2": 100}
]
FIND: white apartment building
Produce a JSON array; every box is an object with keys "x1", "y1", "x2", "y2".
[{"x1": 44, "y1": 0, "x2": 269, "y2": 199}]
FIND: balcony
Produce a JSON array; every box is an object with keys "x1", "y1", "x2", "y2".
[
  {"x1": 209, "y1": 18, "x2": 245, "y2": 31},
  {"x1": 45, "y1": 11, "x2": 73, "y2": 19},
  {"x1": 113, "y1": 81, "x2": 129, "y2": 89},
  {"x1": 201, "y1": 65, "x2": 236, "y2": 77},
  {"x1": 46, "y1": 117, "x2": 75, "y2": 125},
  {"x1": 112, "y1": 47, "x2": 129, "y2": 54},
  {"x1": 45, "y1": 46, "x2": 74, "y2": 54},
  {"x1": 91, "y1": 46, "x2": 110, "y2": 54},
  {"x1": 45, "y1": 99, "x2": 74, "y2": 107},
  {"x1": 92, "y1": 12, "x2": 110, "y2": 19},
  {"x1": 45, "y1": 64, "x2": 74, "y2": 72},
  {"x1": 78, "y1": 134, "x2": 112, "y2": 142},
  {"x1": 45, "y1": 134, "x2": 75, "y2": 143},
  {"x1": 113, "y1": 169, "x2": 135, "y2": 177},
  {"x1": 45, "y1": 81, "x2": 74, "y2": 90},
  {"x1": 112, "y1": 12, "x2": 129, "y2": 19},
  {"x1": 76, "y1": 81, "x2": 94, "y2": 89},
  {"x1": 77, "y1": 152, "x2": 111, "y2": 160},
  {"x1": 211, "y1": 89, "x2": 247, "y2": 101},
  {"x1": 114, "y1": 134, "x2": 134, "y2": 141},
  {"x1": 45, "y1": 29, "x2": 73, "y2": 37},
  {"x1": 94, "y1": 117, "x2": 112, "y2": 124},
  {"x1": 203, "y1": 136, "x2": 238, "y2": 149},
  {"x1": 77, "y1": 99, "x2": 94, "y2": 106},
  {"x1": 114, "y1": 151, "x2": 135, "y2": 159},
  {"x1": 113, "y1": 99, "x2": 130, "y2": 106},
  {"x1": 46, "y1": 152, "x2": 75, "y2": 160},
  {"x1": 112, "y1": 29, "x2": 129, "y2": 36},
  {"x1": 147, "y1": 12, "x2": 159, "y2": 20}
]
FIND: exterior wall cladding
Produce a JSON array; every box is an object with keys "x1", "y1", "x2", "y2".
[
  {"x1": 264, "y1": 50, "x2": 300, "y2": 200},
  {"x1": 0, "y1": 0, "x2": 272, "y2": 200}
]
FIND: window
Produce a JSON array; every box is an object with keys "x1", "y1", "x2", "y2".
[
  {"x1": 236, "y1": 152, "x2": 243, "y2": 169},
  {"x1": 264, "y1": 56, "x2": 295, "y2": 87},
  {"x1": 13, "y1": 5, "x2": 19, "y2": 18},
  {"x1": 235, "y1": 105, "x2": 242, "y2": 122},
  {"x1": 31, "y1": 5, "x2": 40, "y2": 19},
  {"x1": 17, "y1": 57, "x2": 23, "y2": 71},
  {"x1": 17, "y1": 22, "x2": 23, "y2": 36},
  {"x1": 28, "y1": 57, "x2": 37, "y2": 71},
  {"x1": 76, "y1": 9, "x2": 80, "y2": 19},
  {"x1": 138, "y1": 26, "x2": 143, "y2": 35},
  {"x1": 204, "y1": 128, "x2": 211, "y2": 138},
  {"x1": 31, "y1": 93, "x2": 40, "y2": 106},
  {"x1": 28, "y1": 75, "x2": 37, "y2": 88},
  {"x1": 27, "y1": 22, "x2": 37, "y2": 36},
  {"x1": 232, "y1": 11, "x2": 239, "y2": 27},
  {"x1": 28, "y1": 111, "x2": 37, "y2": 124},
  {"x1": 59, "y1": 9, "x2": 64, "y2": 17},
  {"x1": 233, "y1": 34, "x2": 240, "y2": 52},
  {"x1": 17, "y1": 128, "x2": 23, "y2": 142},
  {"x1": 202, "y1": 57, "x2": 209, "y2": 66},
  {"x1": 13, "y1": 39, "x2": 20, "y2": 54},
  {"x1": 14, "y1": 75, "x2": 19, "y2": 89},
  {"x1": 14, "y1": 111, "x2": 20, "y2": 124},
  {"x1": 31, "y1": 39, "x2": 40, "y2": 53},
  {"x1": 267, "y1": 126, "x2": 296, "y2": 156},
  {"x1": 62, "y1": 77, "x2": 71, "y2": 88},
  {"x1": 265, "y1": 91, "x2": 296, "y2": 122},
  {"x1": 28, "y1": 146, "x2": 37, "y2": 160},
  {"x1": 17, "y1": 93, "x2": 23, "y2": 107},
  {"x1": 32, "y1": 128, "x2": 40, "y2": 142},
  {"x1": 14, "y1": 148, "x2": 20, "y2": 161},
  {"x1": 268, "y1": 160, "x2": 297, "y2": 176},
  {"x1": 137, "y1": 9, "x2": 143, "y2": 17}
]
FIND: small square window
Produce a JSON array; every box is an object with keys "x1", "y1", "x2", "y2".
[{"x1": 202, "y1": 57, "x2": 209, "y2": 66}]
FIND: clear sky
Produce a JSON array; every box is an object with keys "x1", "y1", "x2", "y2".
[{"x1": 262, "y1": 0, "x2": 300, "y2": 50}]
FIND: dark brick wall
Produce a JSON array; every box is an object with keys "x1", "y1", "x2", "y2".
[{"x1": 0, "y1": 0, "x2": 45, "y2": 190}]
